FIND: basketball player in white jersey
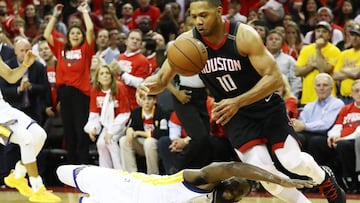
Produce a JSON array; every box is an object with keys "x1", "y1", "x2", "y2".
[
  {"x1": 0, "y1": 50, "x2": 61, "y2": 202},
  {"x1": 57, "y1": 161, "x2": 316, "y2": 203}
]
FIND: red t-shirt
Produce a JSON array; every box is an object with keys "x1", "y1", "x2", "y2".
[
  {"x1": 89, "y1": 81, "x2": 130, "y2": 116},
  {"x1": 117, "y1": 51, "x2": 151, "y2": 109},
  {"x1": 335, "y1": 102, "x2": 360, "y2": 138},
  {"x1": 49, "y1": 37, "x2": 95, "y2": 96},
  {"x1": 132, "y1": 6, "x2": 160, "y2": 30}
]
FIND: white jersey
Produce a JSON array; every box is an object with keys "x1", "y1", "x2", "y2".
[
  {"x1": 0, "y1": 90, "x2": 33, "y2": 130},
  {"x1": 75, "y1": 167, "x2": 213, "y2": 203}
]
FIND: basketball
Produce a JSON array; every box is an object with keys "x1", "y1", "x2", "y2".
[{"x1": 167, "y1": 37, "x2": 208, "y2": 76}]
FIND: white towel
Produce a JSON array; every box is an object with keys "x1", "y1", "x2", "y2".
[{"x1": 100, "y1": 90, "x2": 115, "y2": 128}]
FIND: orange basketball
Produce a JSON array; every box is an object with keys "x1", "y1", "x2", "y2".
[{"x1": 167, "y1": 37, "x2": 208, "y2": 76}]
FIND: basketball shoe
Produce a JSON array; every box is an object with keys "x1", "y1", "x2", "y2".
[
  {"x1": 29, "y1": 186, "x2": 62, "y2": 202},
  {"x1": 319, "y1": 166, "x2": 346, "y2": 203},
  {"x1": 4, "y1": 170, "x2": 33, "y2": 197}
]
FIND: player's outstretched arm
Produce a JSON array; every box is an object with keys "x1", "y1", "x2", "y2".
[
  {"x1": 183, "y1": 162, "x2": 316, "y2": 190},
  {"x1": 0, "y1": 50, "x2": 37, "y2": 83},
  {"x1": 136, "y1": 60, "x2": 176, "y2": 98}
]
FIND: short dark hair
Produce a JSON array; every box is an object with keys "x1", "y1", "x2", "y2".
[{"x1": 190, "y1": 0, "x2": 222, "y2": 7}]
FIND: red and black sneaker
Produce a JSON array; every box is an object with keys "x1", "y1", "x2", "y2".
[{"x1": 319, "y1": 166, "x2": 346, "y2": 203}]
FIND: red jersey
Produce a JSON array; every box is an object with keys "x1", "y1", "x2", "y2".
[
  {"x1": 49, "y1": 37, "x2": 95, "y2": 96},
  {"x1": 132, "y1": 6, "x2": 160, "y2": 30},
  {"x1": 117, "y1": 51, "x2": 151, "y2": 109},
  {"x1": 335, "y1": 102, "x2": 360, "y2": 138},
  {"x1": 89, "y1": 81, "x2": 130, "y2": 116}
]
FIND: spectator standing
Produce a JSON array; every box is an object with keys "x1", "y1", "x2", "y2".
[
  {"x1": 43, "y1": 3, "x2": 95, "y2": 164},
  {"x1": 295, "y1": 21, "x2": 341, "y2": 105},
  {"x1": 132, "y1": 0, "x2": 161, "y2": 30},
  {"x1": 23, "y1": 3, "x2": 42, "y2": 42},
  {"x1": 266, "y1": 29, "x2": 302, "y2": 99},
  {"x1": 119, "y1": 94, "x2": 169, "y2": 174},
  {"x1": 95, "y1": 29, "x2": 119, "y2": 64},
  {"x1": 115, "y1": 29, "x2": 151, "y2": 110},
  {"x1": 333, "y1": 23, "x2": 360, "y2": 104},
  {"x1": 303, "y1": 7, "x2": 344, "y2": 46},
  {"x1": 84, "y1": 65, "x2": 131, "y2": 169},
  {"x1": 336, "y1": 19, "x2": 356, "y2": 51}
]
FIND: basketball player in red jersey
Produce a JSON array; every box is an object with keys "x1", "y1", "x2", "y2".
[{"x1": 137, "y1": 0, "x2": 346, "y2": 202}]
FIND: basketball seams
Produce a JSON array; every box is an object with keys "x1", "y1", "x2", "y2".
[
  {"x1": 183, "y1": 38, "x2": 205, "y2": 70},
  {"x1": 172, "y1": 43, "x2": 201, "y2": 70},
  {"x1": 167, "y1": 37, "x2": 208, "y2": 76}
]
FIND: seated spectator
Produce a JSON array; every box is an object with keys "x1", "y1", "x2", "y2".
[
  {"x1": 119, "y1": 94, "x2": 170, "y2": 174},
  {"x1": 291, "y1": 73, "x2": 344, "y2": 150},
  {"x1": 84, "y1": 65, "x2": 131, "y2": 169},
  {"x1": 316, "y1": 79, "x2": 360, "y2": 194}
]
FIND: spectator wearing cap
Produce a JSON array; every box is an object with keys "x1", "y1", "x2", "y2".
[
  {"x1": 333, "y1": 23, "x2": 360, "y2": 104},
  {"x1": 303, "y1": 6, "x2": 344, "y2": 45},
  {"x1": 295, "y1": 21, "x2": 341, "y2": 105}
]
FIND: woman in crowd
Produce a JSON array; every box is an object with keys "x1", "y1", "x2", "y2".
[
  {"x1": 43, "y1": 2, "x2": 95, "y2": 164},
  {"x1": 84, "y1": 64, "x2": 130, "y2": 169}
]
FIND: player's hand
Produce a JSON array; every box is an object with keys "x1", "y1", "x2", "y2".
[
  {"x1": 175, "y1": 89, "x2": 191, "y2": 104},
  {"x1": 280, "y1": 178, "x2": 317, "y2": 189},
  {"x1": 23, "y1": 50, "x2": 37, "y2": 68},
  {"x1": 212, "y1": 98, "x2": 240, "y2": 126},
  {"x1": 136, "y1": 82, "x2": 158, "y2": 99}
]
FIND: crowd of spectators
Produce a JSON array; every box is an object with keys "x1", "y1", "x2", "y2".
[{"x1": 0, "y1": 0, "x2": 360, "y2": 195}]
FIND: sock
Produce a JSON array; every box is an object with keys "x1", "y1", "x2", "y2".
[
  {"x1": 29, "y1": 176, "x2": 44, "y2": 192},
  {"x1": 13, "y1": 161, "x2": 27, "y2": 179}
]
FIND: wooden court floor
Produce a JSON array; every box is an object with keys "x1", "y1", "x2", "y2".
[{"x1": 1, "y1": 187, "x2": 360, "y2": 203}]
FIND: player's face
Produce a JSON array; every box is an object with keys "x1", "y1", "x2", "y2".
[
  {"x1": 189, "y1": 1, "x2": 222, "y2": 37},
  {"x1": 214, "y1": 177, "x2": 251, "y2": 203}
]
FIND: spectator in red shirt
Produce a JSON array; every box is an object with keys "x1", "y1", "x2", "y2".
[
  {"x1": 84, "y1": 65, "x2": 131, "y2": 169},
  {"x1": 113, "y1": 29, "x2": 151, "y2": 110},
  {"x1": 43, "y1": 3, "x2": 95, "y2": 164},
  {"x1": 132, "y1": 0, "x2": 160, "y2": 30}
]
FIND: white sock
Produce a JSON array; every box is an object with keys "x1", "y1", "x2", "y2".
[
  {"x1": 13, "y1": 161, "x2": 27, "y2": 179},
  {"x1": 29, "y1": 176, "x2": 44, "y2": 192}
]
